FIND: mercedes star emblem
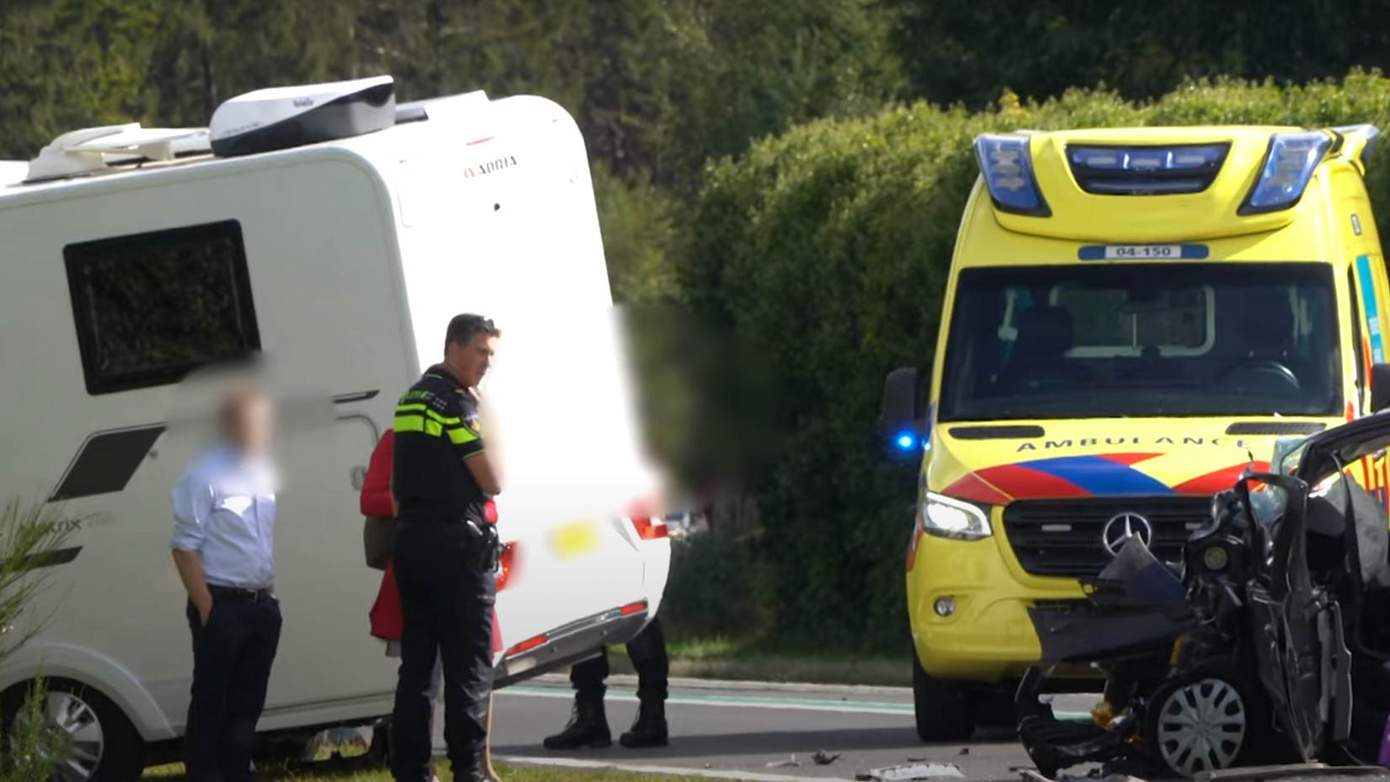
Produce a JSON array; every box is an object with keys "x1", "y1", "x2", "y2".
[{"x1": 1102, "y1": 512, "x2": 1154, "y2": 556}]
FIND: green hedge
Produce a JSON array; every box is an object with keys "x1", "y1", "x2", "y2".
[{"x1": 679, "y1": 71, "x2": 1390, "y2": 653}]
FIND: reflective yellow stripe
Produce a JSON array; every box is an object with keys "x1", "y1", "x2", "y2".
[
  {"x1": 395, "y1": 404, "x2": 460, "y2": 425},
  {"x1": 425, "y1": 409, "x2": 461, "y2": 425},
  {"x1": 447, "y1": 425, "x2": 479, "y2": 445},
  {"x1": 395, "y1": 415, "x2": 444, "y2": 437}
]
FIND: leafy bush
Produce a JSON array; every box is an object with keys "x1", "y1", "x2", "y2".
[
  {"x1": 680, "y1": 70, "x2": 1390, "y2": 652},
  {"x1": 0, "y1": 500, "x2": 74, "y2": 777}
]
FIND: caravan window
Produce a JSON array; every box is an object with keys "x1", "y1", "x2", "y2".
[{"x1": 64, "y1": 220, "x2": 260, "y2": 395}]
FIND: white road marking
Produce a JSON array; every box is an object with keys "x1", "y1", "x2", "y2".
[
  {"x1": 501, "y1": 684, "x2": 914, "y2": 716},
  {"x1": 499, "y1": 753, "x2": 860, "y2": 782}
]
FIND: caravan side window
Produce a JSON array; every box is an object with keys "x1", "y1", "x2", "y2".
[{"x1": 64, "y1": 220, "x2": 260, "y2": 395}]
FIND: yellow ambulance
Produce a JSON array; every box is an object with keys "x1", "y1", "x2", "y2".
[{"x1": 878, "y1": 124, "x2": 1389, "y2": 741}]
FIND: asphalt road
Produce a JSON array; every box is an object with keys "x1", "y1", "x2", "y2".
[{"x1": 483, "y1": 674, "x2": 1098, "y2": 781}]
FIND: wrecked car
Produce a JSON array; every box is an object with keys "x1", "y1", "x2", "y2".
[{"x1": 1018, "y1": 413, "x2": 1390, "y2": 778}]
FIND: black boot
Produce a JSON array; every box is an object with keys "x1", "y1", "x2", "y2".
[
  {"x1": 450, "y1": 753, "x2": 484, "y2": 782},
  {"x1": 619, "y1": 700, "x2": 668, "y2": 748},
  {"x1": 542, "y1": 700, "x2": 612, "y2": 750}
]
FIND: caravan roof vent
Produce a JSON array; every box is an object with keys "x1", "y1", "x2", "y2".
[
  {"x1": 27, "y1": 124, "x2": 211, "y2": 181},
  {"x1": 210, "y1": 75, "x2": 395, "y2": 158}
]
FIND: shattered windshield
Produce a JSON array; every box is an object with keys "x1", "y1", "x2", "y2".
[{"x1": 939, "y1": 263, "x2": 1341, "y2": 420}]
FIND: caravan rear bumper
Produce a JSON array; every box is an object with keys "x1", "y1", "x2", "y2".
[{"x1": 493, "y1": 600, "x2": 651, "y2": 688}]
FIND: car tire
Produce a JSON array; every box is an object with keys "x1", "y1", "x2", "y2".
[
  {"x1": 2, "y1": 678, "x2": 146, "y2": 782},
  {"x1": 1143, "y1": 668, "x2": 1271, "y2": 777},
  {"x1": 912, "y1": 650, "x2": 976, "y2": 742}
]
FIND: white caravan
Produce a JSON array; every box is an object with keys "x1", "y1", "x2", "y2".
[{"x1": 0, "y1": 76, "x2": 670, "y2": 780}]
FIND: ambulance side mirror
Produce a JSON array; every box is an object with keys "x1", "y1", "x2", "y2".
[
  {"x1": 879, "y1": 367, "x2": 928, "y2": 458},
  {"x1": 1372, "y1": 364, "x2": 1390, "y2": 413}
]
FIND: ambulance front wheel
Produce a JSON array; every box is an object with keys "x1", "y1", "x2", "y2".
[
  {"x1": 1, "y1": 677, "x2": 146, "y2": 782},
  {"x1": 912, "y1": 650, "x2": 976, "y2": 742}
]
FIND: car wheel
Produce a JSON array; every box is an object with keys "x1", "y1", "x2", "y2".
[
  {"x1": 2, "y1": 679, "x2": 145, "y2": 782},
  {"x1": 912, "y1": 650, "x2": 976, "y2": 742},
  {"x1": 1144, "y1": 671, "x2": 1267, "y2": 777}
]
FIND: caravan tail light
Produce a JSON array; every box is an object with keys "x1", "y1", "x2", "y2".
[
  {"x1": 507, "y1": 633, "x2": 548, "y2": 656},
  {"x1": 1240, "y1": 131, "x2": 1331, "y2": 214},
  {"x1": 496, "y1": 542, "x2": 517, "y2": 591},
  {"x1": 629, "y1": 515, "x2": 668, "y2": 540},
  {"x1": 620, "y1": 600, "x2": 649, "y2": 617},
  {"x1": 626, "y1": 497, "x2": 668, "y2": 540}
]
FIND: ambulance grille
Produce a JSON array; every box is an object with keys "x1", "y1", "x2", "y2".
[{"x1": 1002, "y1": 496, "x2": 1212, "y2": 578}]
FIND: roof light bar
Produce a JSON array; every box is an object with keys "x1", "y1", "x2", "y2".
[
  {"x1": 974, "y1": 134, "x2": 1050, "y2": 216},
  {"x1": 1066, "y1": 143, "x2": 1229, "y2": 195},
  {"x1": 1239, "y1": 131, "x2": 1331, "y2": 215}
]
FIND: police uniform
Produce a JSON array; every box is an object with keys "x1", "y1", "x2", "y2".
[{"x1": 389, "y1": 364, "x2": 495, "y2": 782}]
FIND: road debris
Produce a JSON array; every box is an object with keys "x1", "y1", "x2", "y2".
[
  {"x1": 766, "y1": 754, "x2": 800, "y2": 768},
  {"x1": 856, "y1": 762, "x2": 966, "y2": 781},
  {"x1": 813, "y1": 750, "x2": 842, "y2": 765}
]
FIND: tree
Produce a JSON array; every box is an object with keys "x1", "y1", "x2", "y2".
[{"x1": 890, "y1": 0, "x2": 1390, "y2": 108}]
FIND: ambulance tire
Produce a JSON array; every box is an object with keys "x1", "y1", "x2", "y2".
[
  {"x1": 1, "y1": 678, "x2": 146, "y2": 782},
  {"x1": 968, "y1": 687, "x2": 1018, "y2": 728},
  {"x1": 912, "y1": 651, "x2": 976, "y2": 742}
]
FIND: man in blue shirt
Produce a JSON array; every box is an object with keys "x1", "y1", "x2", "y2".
[{"x1": 171, "y1": 388, "x2": 282, "y2": 782}]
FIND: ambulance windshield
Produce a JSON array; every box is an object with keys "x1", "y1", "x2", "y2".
[{"x1": 938, "y1": 263, "x2": 1341, "y2": 421}]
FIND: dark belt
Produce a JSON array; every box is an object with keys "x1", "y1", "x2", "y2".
[{"x1": 208, "y1": 584, "x2": 275, "y2": 602}]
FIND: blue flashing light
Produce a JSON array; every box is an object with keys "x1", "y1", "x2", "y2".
[
  {"x1": 974, "y1": 134, "x2": 1050, "y2": 216},
  {"x1": 1240, "y1": 131, "x2": 1331, "y2": 215},
  {"x1": 895, "y1": 432, "x2": 916, "y2": 451},
  {"x1": 1068, "y1": 144, "x2": 1227, "y2": 174},
  {"x1": 1066, "y1": 143, "x2": 1229, "y2": 195}
]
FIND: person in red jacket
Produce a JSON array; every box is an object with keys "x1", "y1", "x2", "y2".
[{"x1": 363, "y1": 430, "x2": 502, "y2": 782}]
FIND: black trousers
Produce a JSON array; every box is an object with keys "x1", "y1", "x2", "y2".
[
  {"x1": 392, "y1": 521, "x2": 495, "y2": 781},
  {"x1": 572, "y1": 616, "x2": 669, "y2": 705},
  {"x1": 184, "y1": 594, "x2": 282, "y2": 782}
]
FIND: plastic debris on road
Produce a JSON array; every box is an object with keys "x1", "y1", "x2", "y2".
[
  {"x1": 855, "y1": 762, "x2": 966, "y2": 781},
  {"x1": 766, "y1": 754, "x2": 800, "y2": 768}
]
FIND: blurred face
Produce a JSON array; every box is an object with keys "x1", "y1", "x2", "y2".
[
  {"x1": 446, "y1": 333, "x2": 498, "y2": 388},
  {"x1": 225, "y1": 392, "x2": 274, "y2": 454}
]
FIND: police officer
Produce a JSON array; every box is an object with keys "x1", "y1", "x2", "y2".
[{"x1": 391, "y1": 314, "x2": 502, "y2": 782}]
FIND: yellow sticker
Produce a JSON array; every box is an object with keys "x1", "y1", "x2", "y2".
[{"x1": 550, "y1": 520, "x2": 600, "y2": 559}]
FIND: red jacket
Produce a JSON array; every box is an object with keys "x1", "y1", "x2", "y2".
[
  {"x1": 360, "y1": 430, "x2": 396, "y2": 519},
  {"x1": 365, "y1": 430, "x2": 501, "y2": 651}
]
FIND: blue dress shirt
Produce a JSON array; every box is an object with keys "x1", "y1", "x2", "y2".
[{"x1": 171, "y1": 445, "x2": 279, "y2": 590}]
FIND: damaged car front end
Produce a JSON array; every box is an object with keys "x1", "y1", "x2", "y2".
[{"x1": 1018, "y1": 414, "x2": 1390, "y2": 778}]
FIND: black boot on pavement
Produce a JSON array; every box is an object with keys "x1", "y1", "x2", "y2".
[
  {"x1": 619, "y1": 700, "x2": 668, "y2": 748},
  {"x1": 542, "y1": 700, "x2": 612, "y2": 750}
]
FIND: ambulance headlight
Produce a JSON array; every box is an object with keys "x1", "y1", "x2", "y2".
[
  {"x1": 1240, "y1": 131, "x2": 1331, "y2": 215},
  {"x1": 975, "y1": 134, "x2": 1050, "y2": 217},
  {"x1": 919, "y1": 492, "x2": 992, "y2": 541}
]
